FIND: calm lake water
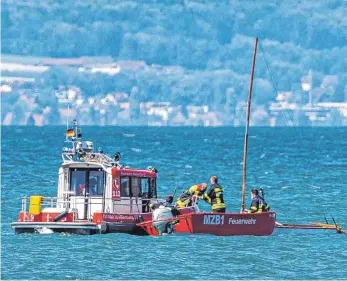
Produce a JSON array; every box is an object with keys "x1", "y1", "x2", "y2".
[{"x1": 2, "y1": 126, "x2": 347, "y2": 280}]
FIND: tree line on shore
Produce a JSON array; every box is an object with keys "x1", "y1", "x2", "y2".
[{"x1": 2, "y1": 0, "x2": 346, "y2": 108}]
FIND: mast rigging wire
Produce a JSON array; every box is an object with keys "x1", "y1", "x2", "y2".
[
  {"x1": 259, "y1": 41, "x2": 303, "y2": 134},
  {"x1": 258, "y1": 40, "x2": 307, "y2": 188}
]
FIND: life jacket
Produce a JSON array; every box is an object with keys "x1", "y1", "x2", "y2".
[{"x1": 203, "y1": 183, "x2": 226, "y2": 210}]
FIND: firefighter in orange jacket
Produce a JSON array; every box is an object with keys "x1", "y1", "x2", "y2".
[{"x1": 175, "y1": 183, "x2": 207, "y2": 208}]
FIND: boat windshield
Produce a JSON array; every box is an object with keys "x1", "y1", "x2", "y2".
[{"x1": 70, "y1": 168, "x2": 104, "y2": 196}]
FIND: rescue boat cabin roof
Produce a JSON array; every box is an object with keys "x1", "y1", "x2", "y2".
[
  {"x1": 61, "y1": 120, "x2": 157, "y2": 178},
  {"x1": 113, "y1": 168, "x2": 157, "y2": 178},
  {"x1": 62, "y1": 162, "x2": 157, "y2": 178}
]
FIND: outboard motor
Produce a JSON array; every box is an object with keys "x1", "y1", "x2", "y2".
[{"x1": 152, "y1": 206, "x2": 175, "y2": 235}]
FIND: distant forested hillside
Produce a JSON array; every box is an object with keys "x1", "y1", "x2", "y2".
[{"x1": 2, "y1": 0, "x2": 347, "y2": 104}]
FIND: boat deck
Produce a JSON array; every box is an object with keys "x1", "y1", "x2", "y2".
[{"x1": 11, "y1": 221, "x2": 101, "y2": 235}]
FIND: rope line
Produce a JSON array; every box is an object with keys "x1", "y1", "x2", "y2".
[
  {"x1": 259, "y1": 41, "x2": 302, "y2": 133},
  {"x1": 259, "y1": 42, "x2": 281, "y2": 98},
  {"x1": 258, "y1": 39, "x2": 307, "y2": 187}
]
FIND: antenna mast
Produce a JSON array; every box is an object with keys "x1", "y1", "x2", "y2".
[
  {"x1": 241, "y1": 37, "x2": 258, "y2": 213},
  {"x1": 66, "y1": 102, "x2": 70, "y2": 141}
]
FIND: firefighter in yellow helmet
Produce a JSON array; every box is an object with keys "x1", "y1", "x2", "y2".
[
  {"x1": 202, "y1": 176, "x2": 226, "y2": 213},
  {"x1": 175, "y1": 183, "x2": 208, "y2": 208}
]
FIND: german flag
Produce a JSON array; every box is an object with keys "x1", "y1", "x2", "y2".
[{"x1": 66, "y1": 128, "x2": 74, "y2": 137}]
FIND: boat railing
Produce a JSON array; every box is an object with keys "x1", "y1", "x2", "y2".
[
  {"x1": 62, "y1": 151, "x2": 118, "y2": 167},
  {"x1": 19, "y1": 196, "x2": 166, "y2": 222},
  {"x1": 183, "y1": 195, "x2": 200, "y2": 208}
]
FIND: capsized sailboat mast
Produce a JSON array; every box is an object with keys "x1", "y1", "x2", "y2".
[{"x1": 241, "y1": 37, "x2": 259, "y2": 212}]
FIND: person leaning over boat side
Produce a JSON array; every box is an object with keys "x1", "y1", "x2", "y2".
[
  {"x1": 175, "y1": 183, "x2": 208, "y2": 208},
  {"x1": 150, "y1": 196, "x2": 181, "y2": 217},
  {"x1": 201, "y1": 176, "x2": 226, "y2": 213},
  {"x1": 149, "y1": 196, "x2": 174, "y2": 210},
  {"x1": 247, "y1": 189, "x2": 270, "y2": 213}
]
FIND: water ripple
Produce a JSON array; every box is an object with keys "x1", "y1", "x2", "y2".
[{"x1": 2, "y1": 127, "x2": 347, "y2": 280}]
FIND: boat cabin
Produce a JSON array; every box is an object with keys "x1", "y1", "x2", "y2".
[
  {"x1": 11, "y1": 120, "x2": 171, "y2": 235},
  {"x1": 58, "y1": 165, "x2": 158, "y2": 220},
  {"x1": 56, "y1": 120, "x2": 160, "y2": 221}
]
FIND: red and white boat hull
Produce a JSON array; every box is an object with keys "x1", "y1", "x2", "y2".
[{"x1": 11, "y1": 207, "x2": 198, "y2": 235}]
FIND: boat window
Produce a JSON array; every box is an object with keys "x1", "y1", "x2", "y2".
[
  {"x1": 120, "y1": 177, "x2": 130, "y2": 197},
  {"x1": 119, "y1": 176, "x2": 156, "y2": 198},
  {"x1": 71, "y1": 170, "x2": 86, "y2": 195},
  {"x1": 131, "y1": 177, "x2": 141, "y2": 197},
  {"x1": 89, "y1": 170, "x2": 104, "y2": 196},
  {"x1": 150, "y1": 178, "x2": 157, "y2": 198},
  {"x1": 70, "y1": 169, "x2": 104, "y2": 196},
  {"x1": 141, "y1": 178, "x2": 149, "y2": 194}
]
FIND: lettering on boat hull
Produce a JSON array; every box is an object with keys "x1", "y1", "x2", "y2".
[
  {"x1": 203, "y1": 215, "x2": 257, "y2": 225},
  {"x1": 203, "y1": 215, "x2": 225, "y2": 225},
  {"x1": 228, "y1": 218, "x2": 256, "y2": 225}
]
